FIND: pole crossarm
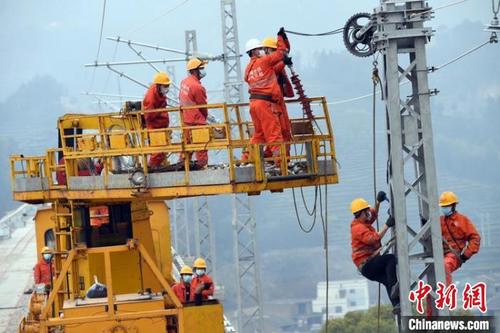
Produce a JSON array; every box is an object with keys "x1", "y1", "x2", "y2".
[{"x1": 106, "y1": 36, "x2": 225, "y2": 61}]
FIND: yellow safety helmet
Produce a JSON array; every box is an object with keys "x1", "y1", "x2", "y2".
[
  {"x1": 193, "y1": 257, "x2": 207, "y2": 269},
  {"x1": 41, "y1": 246, "x2": 52, "y2": 254},
  {"x1": 262, "y1": 37, "x2": 277, "y2": 49},
  {"x1": 186, "y1": 57, "x2": 208, "y2": 71},
  {"x1": 439, "y1": 191, "x2": 459, "y2": 207},
  {"x1": 180, "y1": 265, "x2": 193, "y2": 275},
  {"x1": 153, "y1": 71, "x2": 171, "y2": 85},
  {"x1": 350, "y1": 198, "x2": 370, "y2": 214}
]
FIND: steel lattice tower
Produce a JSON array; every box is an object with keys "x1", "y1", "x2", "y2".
[
  {"x1": 171, "y1": 198, "x2": 192, "y2": 260},
  {"x1": 221, "y1": 0, "x2": 264, "y2": 332},
  {"x1": 183, "y1": 30, "x2": 217, "y2": 279},
  {"x1": 374, "y1": 1, "x2": 448, "y2": 330}
]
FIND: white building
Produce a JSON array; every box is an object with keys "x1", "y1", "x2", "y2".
[{"x1": 311, "y1": 279, "x2": 369, "y2": 319}]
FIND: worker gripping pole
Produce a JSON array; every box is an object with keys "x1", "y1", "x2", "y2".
[
  {"x1": 373, "y1": 1, "x2": 448, "y2": 330},
  {"x1": 221, "y1": 0, "x2": 263, "y2": 332}
]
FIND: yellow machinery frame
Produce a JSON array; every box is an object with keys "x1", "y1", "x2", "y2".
[
  {"x1": 12, "y1": 97, "x2": 337, "y2": 333},
  {"x1": 21, "y1": 239, "x2": 224, "y2": 333}
]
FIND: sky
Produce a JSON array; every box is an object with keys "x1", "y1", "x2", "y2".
[{"x1": 0, "y1": 0, "x2": 493, "y2": 105}]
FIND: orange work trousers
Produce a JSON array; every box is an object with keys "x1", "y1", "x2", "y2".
[
  {"x1": 249, "y1": 99, "x2": 283, "y2": 159},
  {"x1": 264, "y1": 100, "x2": 291, "y2": 158},
  {"x1": 178, "y1": 123, "x2": 208, "y2": 168}
]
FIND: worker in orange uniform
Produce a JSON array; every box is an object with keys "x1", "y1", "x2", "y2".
[
  {"x1": 262, "y1": 36, "x2": 294, "y2": 157},
  {"x1": 439, "y1": 191, "x2": 481, "y2": 285},
  {"x1": 190, "y1": 257, "x2": 214, "y2": 305},
  {"x1": 33, "y1": 246, "x2": 54, "y2": 291},
  {"x1": 178, "y1": 58, "x2": 209, "y2": 170},
  {"x1": 350, "y1": 192, "x2": 400, "y2": 310},
  {"x1": 143, "y1": 71, "x2": 171, "y2": 171},
  {"x1": 243, "y1": 28, "x2": 291, "y2": 168},
  {"x1": 172, "y1": 266, "x2": 194, "y2": 303}
]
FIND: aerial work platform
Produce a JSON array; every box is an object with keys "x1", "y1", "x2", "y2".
[{"x1": 10, "y1": 97, "x2": 338, "y2": 203}]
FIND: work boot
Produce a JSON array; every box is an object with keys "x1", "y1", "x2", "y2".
[
  {"x1": 265, "y1": 163, "x2": 281, "y2": 177},
  {"x1": 288, "y1": 161, "x2": 307, "y2": 175},
  {"x1": 392, "y1": 303, "x2": 401, "y2": 315}
]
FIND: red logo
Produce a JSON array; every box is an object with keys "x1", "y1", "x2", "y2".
[
  {"x1": 462, "y1": 282, "x2": 487, "y2": 313},
  {"x1": 409, "y1": 280, "x2": 487, "y2": 314}
]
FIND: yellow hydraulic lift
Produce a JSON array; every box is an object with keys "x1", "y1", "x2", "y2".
[{"x1": 9, "y1": 97, "x2": 338, "y2": 333}]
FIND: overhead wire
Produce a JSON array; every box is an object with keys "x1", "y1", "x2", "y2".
[
  {"x1": 327, "y1": 35, "x2": 496, "y2": 107},
  {"x1": 88, "y1": 0, "x2": 108, "y2": 92},
  {"x1": 285, "y1": 28, "x2": 343, "y2": 37},
  {"x1": 95, "y1": 0, "x2": 107, "y2": 63},
  {"x1": 409, "y1": 0, "x2": 469, "y2": 18},
  {"x1": 433, "y1": 37, "x2": 498, "y2": 71},
  {"x1": 371, "y1": 59, "x2": 382, "y2": 333},
  {"x1": 126, "y1": 0, "x2": 190, "y2": 36}
]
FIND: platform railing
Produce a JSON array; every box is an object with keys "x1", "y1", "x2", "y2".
[{"x1": 10, "y1": 97, "x2": 337, "y2": 194}]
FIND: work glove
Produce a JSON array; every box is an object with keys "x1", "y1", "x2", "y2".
[
  {"x1": 277, "y1": 27, "x2": 288, "y2": 40},
  {"x1": 283, "y1": 55, "x2": 293, "y2": 66},
  {"x1": 460, "y1": 254, "x2": 469, "y2": 264},
  {"x1": 377, "y1": 191, "x2": 388, "y2": 203},
  {"x1": 195, "y1": 283, "x2": 205, "y2": 294},
  {"x1": 385, "y1": 216, "x2": 396, "y2": 228}
]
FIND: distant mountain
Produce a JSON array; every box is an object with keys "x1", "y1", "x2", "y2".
[
  {"x1": 0, "y1": 75, "x2": 65, "y2": 130},
  {"x1": 0, "y1": 75, "x2": 64, "y2": 213}
]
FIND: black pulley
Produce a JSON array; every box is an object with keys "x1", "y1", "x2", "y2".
[{"x1": 343, "y1": 12, "x2": 376, "y2": 57}]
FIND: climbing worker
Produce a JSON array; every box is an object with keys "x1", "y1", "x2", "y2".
[
  {"x1": 178, "y1": 57, "x2": 209, "y2": 170},
  {"x1": 262, "y1": 36, "x2": 294, "y2": 156},
  {"x1": 350, "y1": 192, "x2": 400, "y2": 311},
  {"x1": 190, "y1": 257, "x2": 214, "y2": 305},
  {"x1": 243, "y1": 27, "x2": 291, "y2": 169},
  {"x1": 172, "y1": 265, "x2": 194, "y2": 303},
  {"x1": 33, "y1": 246, "x2": 54, "y2": 291},
  {"x1": 143, "y1": 71, "x2": 171, "y2": 171},
  {"x1": 439, "y1": 191, "x2": 481, "y2": 285}
]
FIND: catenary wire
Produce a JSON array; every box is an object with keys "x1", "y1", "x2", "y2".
[
  {"x1": 410, "y1": 0, "x2": 470, "y2": 18},
  {"x1": 126, "y1": 0, "x2": 190, "y2": 35},
  {"x1": 88, "y1": 0, "x2": 108, "y2": 93},
  {"x1": 285, "y1": 28, "x2": 343, "y2": 37},
  {"x1": 326, "y1": 36, "x2": 496, "y2": 106}
]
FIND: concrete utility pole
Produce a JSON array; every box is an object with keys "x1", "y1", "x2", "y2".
[
  {"x1": 373, "y1": 1, "x2": 448, "y2": 330},
  {"x1": 221, "y1": 0, "x2": 264, "y2": 332}
]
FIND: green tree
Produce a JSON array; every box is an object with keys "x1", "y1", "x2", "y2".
[{"x1": 321, "y1": 305, "x2": 396, "y2": 333}]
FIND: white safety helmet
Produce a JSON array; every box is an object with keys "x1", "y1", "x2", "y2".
[{"x1": 245, "y1": 38, "x2": 263, "y2": 53}]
